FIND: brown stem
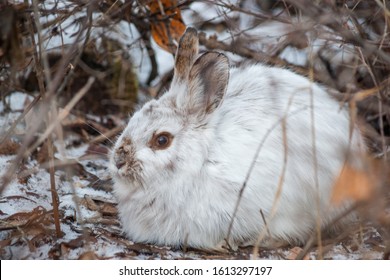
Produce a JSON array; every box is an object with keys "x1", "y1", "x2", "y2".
[{"x1": 47, "y1": 134, "x2": 62, "y2": 237}]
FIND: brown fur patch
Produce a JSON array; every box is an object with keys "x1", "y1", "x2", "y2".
[
  {"x1": 174, "y1": 28, "x2": 199, "y2": 83},
  {"x1": 114, "y1": 137, "x2": 143, "y2": 183},
  {"x1": 188, "y1": 52, "x2": 229, "y2": 113}
]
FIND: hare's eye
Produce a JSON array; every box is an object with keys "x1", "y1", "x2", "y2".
[
  {"x1": 157, "y1": 135, "x2": 168, "y2": 146},
  {"x1": 149, "y1": 132, "x2": 173, "y2": 150}
]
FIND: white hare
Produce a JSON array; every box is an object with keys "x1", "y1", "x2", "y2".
[{"x1": 109, "y1": 27, "x2": 364, "y2": 250}]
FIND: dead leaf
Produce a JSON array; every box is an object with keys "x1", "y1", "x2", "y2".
[
  {"x1": 63, "y1": 235, "x2": 97, "y2": 249},
  {"x1": 145, "y1": 0, "x2": 186, "y2": 53},
  {"x1": 30, "y1": 231, "x2": 53, "y2": 248},
  {"x1": 78, "y1": 251, "x2": 101, "y2": 260},
  {"x1": 0, "y1": 239, "x2": 12, "y2": 250},
  {"x1": 286, "y1": 246, "x2": 310, "y2": 260},
  {"x1": 331, "y1": 157, "x2": 379, "y2": 205},
  {"x1": 84, "y1": 195, "x2": 100, "y2": 211},
  {"x1": 101, "y1": 203, "x2": 118, "y2": 216},
  {"x1": 0, "y1": 206, "x2": 49, "y2": 230},
  {"x1": 1, "y1": 195, "x2": 36, "y2": 204},
  {"x1": 349, "y1": 87, "x2": 380, "y2": 138},
  {"x1": 0, "y1": 139, "x2": 20, "y2": 155}
]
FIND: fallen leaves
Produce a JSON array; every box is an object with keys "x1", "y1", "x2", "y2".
[
  {"x1": 0, "y1": 206, "x2": 50, "y2": 231},
  {"x1": 0, "y1": 206, "x2": 57, "y2": 255},
  {"x1": 82, "y1": 194, "x2": 118, "y2": 217}
]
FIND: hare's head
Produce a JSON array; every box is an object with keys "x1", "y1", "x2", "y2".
[{"x1": 110, "y1": 28, "x2": 230, "y2": 190}]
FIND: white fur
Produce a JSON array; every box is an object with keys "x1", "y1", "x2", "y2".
[{"x1": 110, "y1": 49, "x2": 363, "y2": 250}]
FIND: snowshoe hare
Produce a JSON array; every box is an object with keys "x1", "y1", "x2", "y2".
[{"x1": 109, "y1": 27, "x2": 364, "y2": 250}]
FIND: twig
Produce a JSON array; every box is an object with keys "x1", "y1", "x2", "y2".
[
  {"x1": 47, "y1": 134, "x2": 61, "y2": 237},
  {"x1": 89, "y1": 125, "x2": 125, "y2": 145},
  {"x1": 16, "y1": 154, "x2": 106, "y2": 179},
  {"x1": 259, "y1": 209, "x2": 271, "y2": 238},
  {"x1": 252, "y1": 94, "x2": 296, "y2": 258},
  {"x1": 0, "y1": 93, "x2": 42, "y2": 145},
  {"x1": 198, "y1": 31, "x2": 315, "y2": 81}
]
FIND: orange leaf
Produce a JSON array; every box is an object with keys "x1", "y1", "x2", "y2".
[
  {"x1": 146, "y1": 0, "x2": 186, "y2": 53},
  {"x1": 331, "y1": 158, "x2": 377, "y2": 205},
  {"x1": 286, "y1": 247, "x2": 310, "y2": 260}
]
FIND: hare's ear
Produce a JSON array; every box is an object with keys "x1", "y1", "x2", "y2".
[
  {"x1": 187, "y1": 52, "x2": 229, "y2": 114},
  {"x1": 172, "y1": 27, "x2": 199, "y2": 85}
]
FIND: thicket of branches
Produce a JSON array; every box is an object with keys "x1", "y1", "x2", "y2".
[{"x1": 0, "y1": 0, "x2": 389, "y2": 259}]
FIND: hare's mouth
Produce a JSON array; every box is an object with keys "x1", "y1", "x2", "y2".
[
  {"x1": 110, "y1": 160, "x2": 144, "y2": 185},
  {"x1": 121, "y1": 169, "x2": 143, "y2": 185}
]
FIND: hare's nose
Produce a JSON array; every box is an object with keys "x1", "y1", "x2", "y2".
[
  {"x1": 115, "y1": 158, "x2": 125, "y2": 170},
  {"x1": 115, "y1": 151, "x2": 126, "y2": 170}
]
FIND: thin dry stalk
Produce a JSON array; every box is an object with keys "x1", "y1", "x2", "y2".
[
  {"x1": 16, "y1": 154, "x2": 105, "y2": 179},
  {"x1": 225, "y1": 97, "x2": 306, "y2": 252},
  {"x1": 32, "y1": 0, "x2": 62, "y2": 238},
  {"x1": 47, "y1": 135, "x2": 61, "y2": 237},
  {"x1": 308, "y1": 45, "x2": 323, "y2": 259},
  {"x1": 223, "y1": 118, "x2": 281, "y2": 249},
  {"x1": 355, "y1": 47, "x2": 387, "y2": 158},
  {"x1": 89, "y1": 125, "x2": 125, "y2": 145},
  {"x1": 0, "y1": 93, "x2": 42, "y2": 145},
  {"x1": 252, "y1": 92, "x2": 297, "y2": 258},
  {"x1": 252, "y1": 116, "x2": 288, "y2": 258}
]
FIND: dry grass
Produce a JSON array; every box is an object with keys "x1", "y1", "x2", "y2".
[{"x1": 0, "y1": 0, "x2": 389, "y2": 259}]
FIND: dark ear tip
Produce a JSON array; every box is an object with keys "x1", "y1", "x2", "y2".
[
  {"x1": 178, "y1": 27, "x2": 198, "y2": 48},
  {"x1": 195, "y1": 51, "x2": 230, "y2": 67},
  {"x1": 184, "y1": 27, "x2": 198, "y2": 36},
  {"x1": 217, "y1": 52, "x2": 229, "y2": 63}
]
